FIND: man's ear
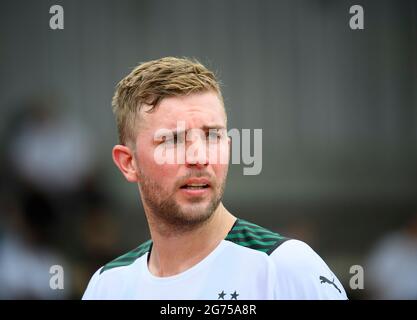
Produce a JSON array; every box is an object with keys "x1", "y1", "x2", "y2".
[{"x1": 112, "y1": 145, "x2": 139, "y2": 183}]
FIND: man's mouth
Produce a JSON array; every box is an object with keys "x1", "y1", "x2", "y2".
[
  {"x1": 179, "y1": 178, "x2": 211, "y2": 194},
  {"x1": 180, "y1": 183, "x2": 210, "y2": 190}
]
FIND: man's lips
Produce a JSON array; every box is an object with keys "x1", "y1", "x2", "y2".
[
  {"x1": 179, "y1": 178, "x2": 212, "y2": 196},
  {"x1": 179, "y1": 178, "x2": 211, "y2": 189}
]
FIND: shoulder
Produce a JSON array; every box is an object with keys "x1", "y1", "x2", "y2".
[
  {"x1": 225, "y1": 219, "x2": 347, "y2": 299},
  {"x1": 225, "y1": 218, "x2": 289, "y2": 255},
  {"x1": 82, "y1": 239, "x2": 152, "y2": 299},
  {"x1": 270, "y1": 239, "x2": 326, "y2": 268},
  {"x1": 100, "y1": 239, "x2": 152, "y2": 274},
  {"x1": 270, "y1": 239, "x2": 348, "y2": 299}
]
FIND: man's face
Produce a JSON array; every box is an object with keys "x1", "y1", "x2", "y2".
[{"x1": 132, "y1": 91, "x2": 230, "y2": 230}]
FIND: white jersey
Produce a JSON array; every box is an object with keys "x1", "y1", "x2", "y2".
[{"x1": 83, "y1": 219, "x2": 347, "y2": 300}]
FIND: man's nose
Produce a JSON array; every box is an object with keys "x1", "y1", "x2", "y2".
[{"x1": 185, "y1": 136, "x2": 208, "y2": 168}]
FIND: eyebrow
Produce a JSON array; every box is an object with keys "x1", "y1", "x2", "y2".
[
  {"x1": 201, "y1": 125, "x2": 226, "y2": 131},
  {"x1": 153, "y1": 125, "x2": 226, "y2": 141},
  {"x1": 168, "y1": 125, "x2": 226, "y2": 135}
]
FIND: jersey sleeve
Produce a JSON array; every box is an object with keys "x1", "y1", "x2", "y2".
[
  {"x1": 270, "y1": 239, "x2": 348, "y2": 300},
  {"x1": 81, "y1": 268, "x2": 102, "y2": 300}
]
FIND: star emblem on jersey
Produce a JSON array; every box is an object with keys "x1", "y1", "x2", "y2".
[
  {"x1": 217, "y1": 290, "x2": 239, "y2": 299},
  {"x1": 230, "y1": 290, "x2": 239, "y2": 300}
]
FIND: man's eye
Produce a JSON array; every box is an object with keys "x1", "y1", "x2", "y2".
[
  {"x1": 165, "y1": 134, "x2": 182, "y2": 145},
  {"x1": 165, "y1": 137, "x2": 176, "y2": 145},
  {"x1": 207, "y1": 131, "x2": 221, "y2": 141}
]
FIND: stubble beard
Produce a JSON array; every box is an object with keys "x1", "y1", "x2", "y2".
[{"x1": 138, "y1": 169, "x2": 227, "y2": 234}]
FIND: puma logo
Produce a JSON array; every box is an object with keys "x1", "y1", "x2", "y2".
[{"x1": 319, "y1": 276, "x2": 341, "y2": 294}]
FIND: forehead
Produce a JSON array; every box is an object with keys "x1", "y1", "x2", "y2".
[{"x1": 140, "y1": 91, "x2": 226, "y2": 131}]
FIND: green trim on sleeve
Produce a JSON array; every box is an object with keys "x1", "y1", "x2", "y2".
[
  {"x1": 100, "y1": 239, "x2": 153, "y2": 274},
  {"x1": 225, "y1": 219, "x2": 289, "y2": 255}
]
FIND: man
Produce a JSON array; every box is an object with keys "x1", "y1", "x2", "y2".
[{"x1": 83, "y1": 57, "x2": 347, "y2": 300}]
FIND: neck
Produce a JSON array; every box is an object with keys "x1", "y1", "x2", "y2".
[{"x1": 146, "y1": 203, "x2": 236, "y2": 277}]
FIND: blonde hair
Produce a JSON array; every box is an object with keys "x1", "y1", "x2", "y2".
[{"x1": 112, "y1": 57, "x2": 224, "y2": 145}]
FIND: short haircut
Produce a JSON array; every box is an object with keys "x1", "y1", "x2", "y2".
[{"x1": 112, "y1": 57, "x2": 224, "y2": 145}]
